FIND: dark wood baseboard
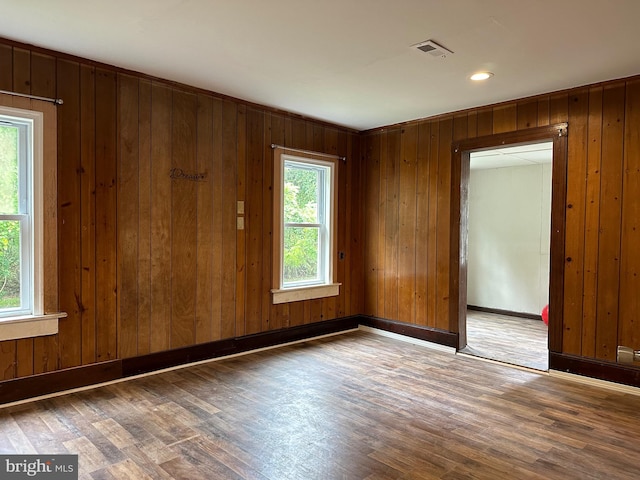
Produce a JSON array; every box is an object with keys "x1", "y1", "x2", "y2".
[
  {"x1": 0, "y1": 317, "x2": 359, "y2": 406},
  {"x1": 5, "y1": 318, "x2": 635, "y2": 406},
  {"x1": 550, "y1": 352, "x2": 640, "y2": 388},
  {"x1": 359, "y1": 316, "x2": 459, "y2": 348},
  {"x1": 122, "y1": 316, "x2": 360, "y2": 377},
  {"x1": 0, "y1": 360, "x2": 122, "y2": 406},
  {"x1": 468, "y1": 305, "x2": 542, "y2": 321}
]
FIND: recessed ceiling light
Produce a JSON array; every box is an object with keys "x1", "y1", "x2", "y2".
[{"x1": 470, "y1": 72, "x2": 494, "y2": 81}]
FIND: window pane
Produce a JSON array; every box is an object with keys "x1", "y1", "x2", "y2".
[
  {"x1": 283, "y1": 226, "x2": 319, "y2": 284},
  {"x1": 0, "y1": 125, "x2": 19, "y2": 215},
  {"x1": 0, "y1": 220, "x2": 21, "y2": 309},
  {"x1": 284, "y1": 164, "x2": 319, "y2": 223}
]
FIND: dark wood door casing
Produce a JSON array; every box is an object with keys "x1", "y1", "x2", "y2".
[{"x1": 450, "y1": 123, "x2": 568, "y2": 351}]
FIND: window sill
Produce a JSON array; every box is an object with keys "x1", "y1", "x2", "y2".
[
  {"x1": 272, "y1": 283, "x2": 340, "y2": 304},
  {"x1": 0, "y1": 312, "x2": 67, "y2": 341}
]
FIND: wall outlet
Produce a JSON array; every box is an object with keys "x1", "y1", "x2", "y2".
[{"x1": 617, "y1": 345, "x2": 639, "y2": 363}]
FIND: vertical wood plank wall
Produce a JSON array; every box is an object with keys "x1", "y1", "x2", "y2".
[
  {"x1": 362, "y1": 78, "x2": 640, "y2": 363},
  {"x1": 0, "y1": 41, "x2": 363, "y2": 379},
  {"x1": 1, "y1": 36, "x2": 640, "y2": 386}
]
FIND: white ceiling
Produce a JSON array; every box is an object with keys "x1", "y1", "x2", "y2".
[
  {"x1": 1, "y1": 1, "x2": 639, "y2": 131},
  {"x1": 470, "y1": 142, "x2": 553, "y2": 170}
]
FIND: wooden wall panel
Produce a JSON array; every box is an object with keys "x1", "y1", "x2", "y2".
[
  {"x1": 562, "y1": 89, "x2": 589, "y2": 355},
  {"x1": 619, "y1": 79, "x2": 640, "y2": 351},
  {"x1": 235, "y1": 105, "x2": 246, "y2": 336},
  {"x1": 137, "y1": 80, "x2": 152, "y2": 355},
  {"x1": 220, "y1": 101, "x2": 237, "y2": 340},
  {"x1": 435, "y1": 118, "x2": 453, "y2": 331},
  {"x1": 210, "y1": 98, "x2": 224, "y2": 341},
  {"x1": 170, "y1": 90, "x2": 198, "y2": 348},
  {"x1": 398, "y1": 126, "x2": 417, "y2": 324},
  {"x1": 362, "y1": 78, "x2": 640, "y2": 367},
  {"x1": 149, "y1": 83, "x2": 172, "y2": 353},
  {"x1": 0, "y1": 45, "x2": 12, "y2": 89},
  {"x1": 595, "y1": 84, "x2": 625, "y2": 361},
  {"x1": 57, "y1": 59, "x2": 82, "y2": 369},
  {"x1": 117, "y1": 73, "x2": 139, "y2": 359},
  {"x1": 94, "y1": 69, "x2": 118, "y2": 361},
  {"x1": 195, "y1": 94, "x2": 214, "y2": 345},
  {"x1": 4, "y1": 34, "x2": 640, "y2": 389},
  {"x1": 245, "y1": 108, "x2": 264, "y2": 335},
  {"x1": 80, "y1": 65, "x2": 97, "y2": 364},
  {"x1": 581, "y1": 86, "x2": 604, "y2": 358},
  {"x1": 363, "y1": 134, "x2": 380, "y2": 317},
  {"x1": 415, "y1": 122, "x2": 431, "y2": 326},
  {"x1": 384, "y1": 130, "x2": 400, "y2": 321},
  {"x1": 261, "y1": 115, "x2": 274, "y2": 329}
]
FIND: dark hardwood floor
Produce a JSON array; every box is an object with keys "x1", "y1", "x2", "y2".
[
  {"x1": 461, "y1": 310, "x2": 549, "y2": 371},
  {"x1": 1, "y1": 330, "x2": 639, "y2": 479}
]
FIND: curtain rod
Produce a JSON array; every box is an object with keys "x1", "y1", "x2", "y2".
[
  {"x1": 0, "y1": 89, "x2": 64, "y2": 105},
  {"x1": 271, "y1": 144, "x2": 346, "y2": 162}
]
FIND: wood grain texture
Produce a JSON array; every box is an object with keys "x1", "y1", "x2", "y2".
[
  {"x1": 562, "y1": 89, "x2": 589, "y2": 355},
  {"x1": 95, "y1": 69, "x2": 118, "y2": 362},
  {"x1": 80, "y1": 65, "x2": 97, "y2": 364},
  {"x1": 2, "y1": 34, "x2": 640, "y2": 395},
  {"x1": 581, "y1": 86, "x2": 604, "y2": 358},
  {"x1": 363, "y1": 83, "x2": 640, "y2": 368},
  {"x1": 149, "y1": 83, "x2": 172, "y2": 353},
  {"x1": 595, "y1": 84, "x2": 625, "y2": 361},
  {"x1": 397, "y1": 125, "x2": 417, "y2": 325},
  {"x1": 117, "y1": 74, "x2": 139, "y2": 359},
  {"x1": 194, "y1": 94, "x2": 214, "y2": 345},
  {"x1": 1, "y1": 331, "x2": 639, "y2": 479},
  {"x1": 618, "y1": 79, "x2": 640, "y2": 351},
  {"x1": 56, "y1": 58, "x2": 82, "y2": 369},
  {"x1": 170, "y1": 89, "x2": 198, "y2": 348}
]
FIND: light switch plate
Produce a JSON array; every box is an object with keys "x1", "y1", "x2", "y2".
[
  {"x1": 237, "y1": 200, "x2": 245, "y2": 215},
  {"x1": 237, "y1": 217, "x2": 245, "y2": 230}
]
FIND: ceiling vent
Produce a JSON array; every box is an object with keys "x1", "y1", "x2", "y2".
[{"x1": 413, "y1": 40, "x2": 454, "y2": 58}]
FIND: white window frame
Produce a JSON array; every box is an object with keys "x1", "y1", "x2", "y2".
[
  {"x1": 0, "y1": 105, "x2": 62, "y2": 340},
  {"x1": 272, "y1": 148, "x2": 340, "y2": 304}
]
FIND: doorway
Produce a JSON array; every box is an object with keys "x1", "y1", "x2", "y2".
[
  {"x1": 461, "y1": 143, "x2": 552, "y2": 370},
  {"x1": 450, "y1": 124, "x2": 568, "y2": 371}
]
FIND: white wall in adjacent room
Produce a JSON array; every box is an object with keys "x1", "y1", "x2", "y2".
[{"x1": 467, "y1": 163, "x2": 552, "y2": 315}]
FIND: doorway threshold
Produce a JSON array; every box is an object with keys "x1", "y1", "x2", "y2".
[{"x1": 458, "y1": 345, "x2": 548, "y2": 372}]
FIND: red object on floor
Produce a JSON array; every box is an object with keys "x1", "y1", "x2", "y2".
[{"x1": 542, "y1": 304, "x2": 549, "y2": 325}]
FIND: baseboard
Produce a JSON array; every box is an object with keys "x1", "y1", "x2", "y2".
[
  {"x1": 359, "y1": 325, "x2": 457, "y2": 354},
  {"x1": 9, "y1": 317, "x2": 636, "y2": 406},
  {"x1": 467, "y1": 304, "x2": 542, "y2": 321},
  {"x1": 549, "y1": 352, "x2": 640, "y2": 389},
  {"x1": 0, "y1": 316, "x2": 360, "y2": 406},
  {"x1": 122, "y1": 316, "x2": 360, "y2": 377},
  {"x1": 358, "y1": 315, "x2": 458, "y2": 348},
  {"x1": 0, "y1": 360, "x2": 122, "y2": 406}
]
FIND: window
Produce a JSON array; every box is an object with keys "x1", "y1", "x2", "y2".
[
  {"x1": 0, "y1": 103, "x2": 62, "y2": 340},
  {"x1": 0, "y1": 115, "x2": 35, "y2": 317},
  {"x1": 272, "y1": 148, "x2": 340, "y2": 304}
]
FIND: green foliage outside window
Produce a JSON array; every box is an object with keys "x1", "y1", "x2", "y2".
[
  {"x1": 0, "y1": 125, "x2": 20, "y2": 307},
  {"x1": 283, "y1": 165, "x2": 321, "y2": 284}
]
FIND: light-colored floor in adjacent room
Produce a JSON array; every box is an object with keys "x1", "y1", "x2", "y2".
[{"x1": 460, "y1": 310, "x2": 549, "y2": 371}]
